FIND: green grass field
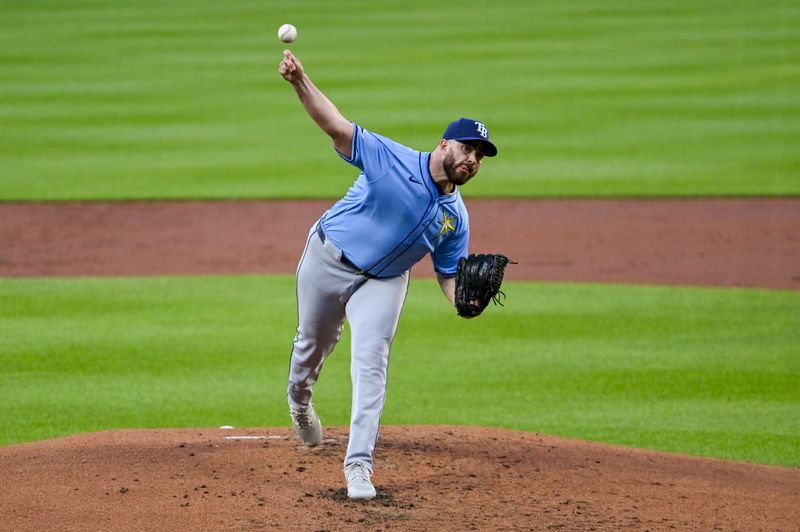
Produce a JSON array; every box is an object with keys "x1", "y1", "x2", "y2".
[
  {"x1": 2, "y1": 276, "x2": 798, "y2": 467},
  {"x1": 1, "y1": 0, "x2": 798, "y2": 469},
  {"x1": 1, "y1": 0, "x2": 798, "y2": 200}
]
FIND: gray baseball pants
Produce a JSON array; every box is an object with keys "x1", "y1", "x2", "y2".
[{"x1": 287, "y1": 221, "x2": 410, "y2": 469}]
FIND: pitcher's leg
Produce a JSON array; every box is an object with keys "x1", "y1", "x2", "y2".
[
  {"x1": 288, "y1": 305, "x2": 345, "y2": 410},
  {"x1": 287, "y1": 230, "x2": 350, "y2": 410},
  {"x1": 343, "y1": 272, "x2": 410, "y2": 469}
]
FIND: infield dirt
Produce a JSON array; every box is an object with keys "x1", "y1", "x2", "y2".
[
  {"x1": 2, "y1": 426, "x2": 799, "y2": 531},
  {"x1": 2, "y1": 198, "x2": 799, "y2": 289},
  {"x1": 1, "y1": 198, "x2": 799, "y2": 531}
]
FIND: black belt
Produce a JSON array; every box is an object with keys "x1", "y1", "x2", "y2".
[{"x1": 316, "y1": 223, "x2": 377, "y2": 278}]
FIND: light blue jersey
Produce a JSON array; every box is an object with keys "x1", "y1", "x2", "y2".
[{"x1": 319, "y1": 124, "x2": 469, "y2": 278}]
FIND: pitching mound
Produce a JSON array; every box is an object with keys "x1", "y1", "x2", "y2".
[{"x1": 1, "y1": 426, "x2": 797, "y2": 531}]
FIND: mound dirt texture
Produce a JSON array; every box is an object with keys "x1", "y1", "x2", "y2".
[
  {"x1": 2, "y1": 427, "x2": 799, "y2": 531},
  {"x1": 2, "y1": 198, "x2": 799, "y2": 531}
]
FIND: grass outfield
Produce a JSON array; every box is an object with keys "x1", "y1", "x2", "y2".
[
  {"x1": 1, "y1": 276, "x2": 798, "y2": 467},
  {"x1": 1, "y1": 0, "x2": 798, "y2": 200}
]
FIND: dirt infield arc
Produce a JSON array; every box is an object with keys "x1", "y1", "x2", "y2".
[
  {"x1": 2, "y1": 198, "x2": 799, "y2": 288},
  {"x1": 1, "y1": 198, "x2": 799, "y2": 531}
]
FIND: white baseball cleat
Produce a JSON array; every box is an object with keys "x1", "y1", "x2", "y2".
[
  {"x1": 289, "y1": 404, "x2": 323, "y2": 447},
  {"x1": 344, "y1": 462, "x2": 376, "y2": 500}
]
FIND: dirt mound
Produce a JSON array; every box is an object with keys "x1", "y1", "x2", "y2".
[{"x1": 1, "y1": 426, "x2": 797, "y2": 531}]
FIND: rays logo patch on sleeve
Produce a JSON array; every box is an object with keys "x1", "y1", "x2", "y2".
[{"x1": 435, "y1": 211, "x2": 457, "y2": 239}]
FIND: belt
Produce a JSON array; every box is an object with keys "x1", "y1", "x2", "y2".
[{"x1": 316, "y1": 223, "x2": 377, "y2": 279}]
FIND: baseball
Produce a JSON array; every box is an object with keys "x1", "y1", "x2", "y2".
[{"x1": 278, "y1": 23, "x2": 297, "y2": 43}]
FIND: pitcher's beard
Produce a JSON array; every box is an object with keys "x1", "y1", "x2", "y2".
[{"x1": 443, "y1": 151, "x2": 474, "y2": 186}]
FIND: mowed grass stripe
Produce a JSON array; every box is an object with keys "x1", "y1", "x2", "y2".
[
  {"x1": 1, "y1": 276, "x2": 798, "y2": 466},
  {"x1": 1, "y1": 0, "x2": 798, "y2": 199}
]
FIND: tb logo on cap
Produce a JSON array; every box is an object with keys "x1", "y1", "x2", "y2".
[{"x1": 475, "y1": 121, "x2": 488, "y2": 138}]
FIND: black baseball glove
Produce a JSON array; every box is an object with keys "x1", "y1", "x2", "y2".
[{"x1": 454, "y1": 254, "x2": 515, "y2": 318}]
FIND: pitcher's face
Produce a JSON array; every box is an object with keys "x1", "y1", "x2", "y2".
[{"x1": 442, "y1": 140, "x2": 484, "y2": 186}]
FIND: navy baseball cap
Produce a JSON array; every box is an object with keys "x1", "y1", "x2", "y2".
[{"x1": 442, "y1": 118, "x2": 497, "y2": 157}]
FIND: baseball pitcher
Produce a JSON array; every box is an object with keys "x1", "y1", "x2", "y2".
[{"x1": 278, "y1": 49, "x2": 512, "y2": 500}]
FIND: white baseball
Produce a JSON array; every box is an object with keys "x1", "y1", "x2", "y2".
[{"x1": 278, "y1": 23, "x2": 297, "y2": 43}]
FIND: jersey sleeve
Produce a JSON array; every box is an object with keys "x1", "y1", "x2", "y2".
[
  {"x1": 431, "y1": 220, "x2": 470, "y2": 277},
  {"x1": 335, "y1": 123, "x2": 398, "y2": 182}
]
